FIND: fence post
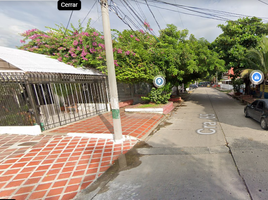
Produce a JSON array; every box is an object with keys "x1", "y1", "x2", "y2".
[{"x1": 25, "y1": 79, "x2": 41, "y2": 127}]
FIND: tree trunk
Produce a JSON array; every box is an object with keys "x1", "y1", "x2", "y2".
[
  {"x1": 245, "y1": 78, "x2": 251, "y2": 95},
  {"x1": 262, "y1": 78, "x2": 266, "y2": 99}
]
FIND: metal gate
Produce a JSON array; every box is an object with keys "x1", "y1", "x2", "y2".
[{"x1": 0, "y1": 72, "x2": 109, "y2": 130}]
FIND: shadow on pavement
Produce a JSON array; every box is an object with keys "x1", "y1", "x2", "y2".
[{"x1": 75, "y1": 139, "x2": 250, "y2": 200}]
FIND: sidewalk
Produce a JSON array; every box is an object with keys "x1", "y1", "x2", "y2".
[
  {"x1": 0, "y1": 111, "x2": 163, "y2": 200},
  {"x1": 227, "y1": 91, "x2": 256, "y2": 104}
]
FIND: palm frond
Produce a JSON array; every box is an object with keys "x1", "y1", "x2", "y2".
[
  {"x1": 246, "y1": 36, "x2": 268, "y2": 75},
  {"x1": 241, "y1": 69, "x2": 254, "y2": 78}
]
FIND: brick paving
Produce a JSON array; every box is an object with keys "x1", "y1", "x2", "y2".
[
  {"x1": 0, "y1": 111, "x2": 163, "y2": 200},
  {"x1": 49, "y1": 111, "x2": 163, "y2": 139}
]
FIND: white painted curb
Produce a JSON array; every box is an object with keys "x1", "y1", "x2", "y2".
[
  {"x1": 0, "y1": 125, "x2": 42, "y2": 135},
  {"x1": 125, "y1": 108, "x2": 163, "y2": 114},
  {"x1": 67, "y1": 133, "x2": 138, "y2": 142}
]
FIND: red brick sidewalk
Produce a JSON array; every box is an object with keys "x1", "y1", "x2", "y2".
[{"x1": 0, "y1": 111, "x2": 163, "y2": 200}]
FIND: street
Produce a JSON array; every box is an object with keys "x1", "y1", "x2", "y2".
[{"x1": 75, "y1": 87, "x2": 268, "y2": 200}]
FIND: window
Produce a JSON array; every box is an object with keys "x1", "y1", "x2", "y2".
[
  {"x1": 257, "y1": 101, "x2": 264, "y2": 109},
  {"x1": 252, "y1": 101, "x2": 258, "y2": 107}
]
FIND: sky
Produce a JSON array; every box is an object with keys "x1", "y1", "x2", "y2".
[{"x1": 1, "y1": 0, "x2": 268, "y2": 49}]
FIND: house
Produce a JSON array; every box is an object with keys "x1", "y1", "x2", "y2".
[{"x1": 0, "y1": 46, "x2": 109, "y2": 132}]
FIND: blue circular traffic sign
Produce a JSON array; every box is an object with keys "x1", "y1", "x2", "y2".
[
  {"x1": 153, "y1": 76, "x2": 166, "y2": 88},
  {"x1": 250, "y1": 70, "x2": 264, "y2": 85}
]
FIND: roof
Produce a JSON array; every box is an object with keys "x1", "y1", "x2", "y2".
[{"x1": 0, "y1": 46, "x2": 103, "y2": 75}]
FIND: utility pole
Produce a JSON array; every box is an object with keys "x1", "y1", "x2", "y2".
[{"x1": 100, "y1": 0, "x2": 123, "y2": 142}]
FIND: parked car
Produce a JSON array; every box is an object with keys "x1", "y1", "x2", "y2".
[
  {"x1": 244, "y1": 100, "x2": 268, "y2": 130},
  {"x1": 190, "y1": 84, "x2": 198, "y2": 89}
]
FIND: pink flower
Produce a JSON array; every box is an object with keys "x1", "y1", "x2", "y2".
[
  {"x1": 101, "y1": 36, "x2": 104, "y2": 39},
  {"x1": 77, "y1": 47, "x2": 81, "y2": 51},
  {"x1": 57, "y1": 57, "x2": 62, "y2": 62},
  {"x1": 58, "y1": 47, "x2": 65, "y2": 50},
  {"x1": 92, "y1": 42, "x2": 97, "y2": 46},
  {"x1": 29, "y1": 34, "x2": 41, "y2": 40},
  {"x1": 82, "y1": 57, "x2": 88, "y2": 61},
  {"x1": 89, "y1": 48, "x2": 96, "y2": 53},
  {"x1": 130, "y1": 35, "x2": 133, "y2": 38},
  {"x1": 135, "y1": 38, "x2": 140, "y2": 41},
  {"x1": 71, "y1": 53, "x2": 77, "y2": 58},
  {"x1": 93, "y1": 32, "x2": 99, "y2": 36},
  {"x1": 144, "y1": 22, "x2": 150, "y2": 28},
  {"x1": 24, "y1": 29, "x2": 38, "y2": 36},
  {"x1": 139, "y1": 29, "x2": 145, "y2": 34},
  {"x1": 73, "y1": 40, "x2": 78, "y2": 46},
  {"x1": 98, "y1": 43, "x2": 105, "y2": 49},
  {"x1": 117, "y1": 49, "x2": 122, "y2": 54},
  {"x1": 20, "y1": 40, "x2": 25, "y2": 44},
  {"x1": 125, "y1": 51, "x2": 130, "y2": 55},
  {"x1": 114, "y1": 60, "x2": 119, "y2": 66},
  {"x1": 81, "y1": 50, "x2": 87, "y2": 57},
  {"x1": 81, "y1": 32, "x2": 89, "y2": 36},
  {"x1": 97, "y1": 56, "x2": 102, "y2": 59}
]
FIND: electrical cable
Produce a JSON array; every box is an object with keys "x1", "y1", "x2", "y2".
[
  {"x1": 81, "y1": 0, "x2": 98, "y2": 25},
  {"x1": 121, "y1": 0, "x2": 147, "y2": 31},
  {"x1": 111, "y1": 0, "x2": 149, "y2": 35},
  {"x1": 173, "y1": 0, "x2": 184, "y2": 28},
  {"x1": 145, "y1": 0, "x2": 268, "y2": 21},
  {"x1": 136, "y1": 0, "x2": 268, "y2": 23},
  {"x1": 134, "y1": 0, "x2": 147, "y2": 21},
  {"x1": 63, "y1": 10, "x2": 73, "y2": 38},
  {"x1": 145, "y1": 0, "x2": 161, "y2": 30},
  {"x1": 258, "y1": 0, "x2": 268, "y2": 6}
]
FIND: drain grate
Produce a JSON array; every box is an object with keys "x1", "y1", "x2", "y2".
[
  {"x1": 7, "y1": 141, "x2": 40, "y2": 149},
  {"x1": 18, "y1": 142, "x2": 38, "y2": 146}
]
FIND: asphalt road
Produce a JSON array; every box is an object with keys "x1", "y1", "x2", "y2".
[{"x1": 75, "y1": 87, "x2": 268, "y2": 200}]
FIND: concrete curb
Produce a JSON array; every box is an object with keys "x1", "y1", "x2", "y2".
[{"x1": 0, "y1": 125, "x2": 41, "y2": 135}]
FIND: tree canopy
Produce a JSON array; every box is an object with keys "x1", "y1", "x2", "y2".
[
  {"x1": 18, "y1": 20, "x2": 226, "y2": 103},
  {"x1": 246, "y1": 36, "x2": 268, "y2": 98},
  {"x1": 212, "y1": 17, "x2": 268, "y2": 77}
]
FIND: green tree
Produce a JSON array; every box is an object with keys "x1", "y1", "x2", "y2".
[
  {"x1": 212, "y1": 17, "x2": 268, "y2": 77},
  {"x1": 246, "y1": 36, "x2": 268, "y2": 98}
]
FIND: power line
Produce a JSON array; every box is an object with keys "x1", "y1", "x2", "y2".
[
  {"x1": 81, "y1": 0, "x2": 98, "y2": 25},
  {"x1": 110, "y1": 0, "x2": 142, "y2": 33},
  {"x1": 145, "y1": 0, "x2": 161, "y2": 30},
  {"x1": 174, "y1": 0, "x2": 184, "y2": 28},
  {"x1": 136, "y1": 0, "x2": 268, "y2": 23},
  {"x1": 63, "y1": 10, "x2": 73, "y2": 38},
  {"x1": 134, "y1": 0, "x2": 147, "y2": 21},
  {"x1": 258, "y1": 0, "x2": 268, "y2": 6},
  {"x1": 121, "y1": 0, "x2": 148, "y2": 31},
  {"x1": 147, "y1": 0, "x2": 268, "y2": 21}
]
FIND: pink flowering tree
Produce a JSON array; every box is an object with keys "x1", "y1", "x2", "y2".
[
  {"x1": 18, "y1": 20, "x2": 160, "y2": 84},
  {"x1": 18, "y1": 20, "x2": 106, "y2": 69},
  {"x1": 100, "y1": 28, "x2": 161, "y2": 84}
]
